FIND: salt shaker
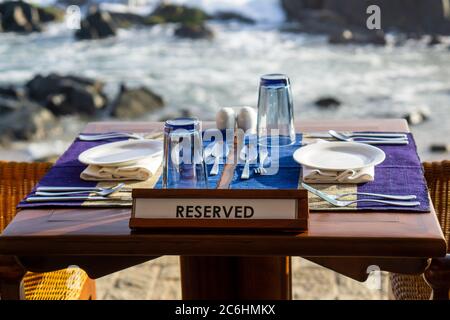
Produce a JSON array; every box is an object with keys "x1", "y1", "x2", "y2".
[
  {"x1": 236, "y1": 106, "x2": 257, "y2": 134},
  {"x1": 215, "y1": 107, "x2": 236, "y2": 130}
]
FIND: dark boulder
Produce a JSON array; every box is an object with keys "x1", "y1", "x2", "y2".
[
  {"x1": 281, "y1": 0, "x2": 325, "y2": 21},
  {"x1": 289, "y1": 9, "x2": 348, "y2": 35},
  {"x1": 428, "y1": 34, "x2": 442, "y2": 46},
  {"x1": 314, "y1": 96, "x2": 341, "y2": 108},
  {"x1": 75, "y1": 8, "x2": 116, "y2": 40},
  {"x1": 323, "y1": 0, "x2": 450, "y2": 35},
  {"x1": 0, "y1": 1, "x2": 62, "y2": 33},
  {"x1": 57, "y1": 0, "x2": 88, "y2": 6},
  {"x1": 0, "y1": 97, "x2": 58, "y2": 141},
  {"x1": 212, "y1": 11, "x2": 255, "y2": 24},
  {"x1": 107, "y1": 11, "x2": 147, "y2": 28},
  {"x1": 0, "y1": 85, "x2": 24, "y2": 99},
  {"x1": 403, "y1": 108, "x2": 430, "y2": 126},
  {"x1": 45, "y1": 83, "x2": 107, "y2": 116},
  {"x1": 329, "y1": 29, "x2": 386, "y2": 45},
  {"x1": 26, "y1": 73, "x2": 107, "y2": 116},
  {"x1": 281, "y1": 0, "x2": 450, "y2": 35},
  {"x1": 147, "y1": 4, "x2": 209, "y2": 25},
  {"x1": 158, "y1": 109, "x2": 193, "y2": 122},
  {"x1": 36, "y1": 6, "x2": 64, "y2": 23},
  {"x1": 0, "y1": 0, "x2": 42, "y2": 33},
  {"x1": 430, "y1": 144, "x2": 449, "y2": 153},
  {"x1": 174, "y1": 23, "x2": 214, "y2": 39},
  {"x1": 111, "y1": 85, "x2": 164, "y2": 119}
]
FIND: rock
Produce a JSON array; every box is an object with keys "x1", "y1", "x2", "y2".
[
  {"x1": 0, "y1": 85, "x2": 24, "y2": 99},
  {"x1": 46, "y1": 83, "x2": 107, "y2": 116},
  {"x1": 430, "y1": 144, "x2": 449, "y2": 153},
  {"x1": 329, "y1": 29, "x2": 386, "y2": 45},
  {"x1": 26, "y1": 73, "x2": 107, "y2": 116},
  {"x1": 281, "y1": 0, "x2": 450, "y2": 35},
  {"x1": 418, "y1": 106, "x2": 431, "y2": 121},
  {"x1": 314, "y1": 97, "x2": 341, "y2": 108},
  {"x1": 107, "y1": 11, "x2": 147, "y2": 28},
  {"x1": 212, "y1": 11, "x2": 255, "y2": 24},
  {"x1": 75, "y1": 8, "x2": 116, "y2": 40},
  {"x1": 0, "y1": 97, "x2": 58, "y2": 141},
  {"x1": 281, "y1": 0, "x2": 308, "y2": 21},
  {"x1": 403, "y1": 106, "x2": 431, "y2": 125},
  {"x1": 0, "y1": 0, "x2": 42, "y2": 33},
  {"x1": 111, "y1": 85, "x2": 164, "y2": 119},
  {"x1": 299, "y1": 9, "x2": 347, "y2": 34},
  {"x1": 158, "y1": 109, "x2": 193, "y2": 122},
  {"x1": 403, "y1": 108, "x2": 430, "y2": 126},
  {"x1": 174, "y1": 23, "x2": 214, "y2": 40},
  {"x1": 57, "y1": 0, "x2": 88, "y2": 6},
  {"x1": 323, "y1": 0, "x2": 450, "y2": 35},
  {"x1": 403, "y1": 111, "x2": 423, "y2": 125},
  {"x1": 147, "y1": 4, "x2": 209, "y2": 25},
  {"x1": 26, "y1": 73, "x2": 104, "y2": 100},
  {"x1": 428, "y1": 34, "x2": 442, "y2": 46},
  {"x1": 36, "y1": 6, "x2": 64, "y2": 23}
]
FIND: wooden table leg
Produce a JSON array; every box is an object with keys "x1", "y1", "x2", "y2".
[
  {"x1": 424, "y1": 254, "x2": 450, "y2": 300},
  {"x1": 180, "y1": 256, "x2": 291, "y2": 300},
  {"x1": 0, "y1": 256, "x2": 26, "y2": 300}
]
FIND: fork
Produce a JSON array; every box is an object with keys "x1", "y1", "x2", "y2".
[
  {"x1": 301, "y1": 183, "x2": 420, "y2": 207},
  {"x1": 35, "y1": 183, "x2": 125, "y2": 197},
  {"x1": 254, "y1": 148, "x2": 269, "y2": 175},
  {"x1": 331, "y1": 192, "x2": 416, "y2": 201},
  {"x1": 240, "y1": 143, "x2": 257, "y2": 180},
  {"x1": 78, "y1": 133, "x2": 144, "y2": 141},
  {"x1": 331, "y1": 198, "x2": 420, "y2": 207}
]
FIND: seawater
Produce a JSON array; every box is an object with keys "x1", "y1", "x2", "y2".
[{"x1": 0, "y1": 0, "x2": 449, "y2": 161}]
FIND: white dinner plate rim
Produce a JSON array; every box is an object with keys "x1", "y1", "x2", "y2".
[
  {"x1": 78, "y1": 139, "x2": 163, "y2": 167},
  {"x1": 293, "y1": 141, "x2": 386, "y2": 170}
]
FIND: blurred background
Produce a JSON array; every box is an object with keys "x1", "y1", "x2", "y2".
[
  {"x1": 0, "y1": 0, "x2": 449, "y2": 163},
  {"x1": 1, "y1": 0, "x2": 449, "y2": 300}
]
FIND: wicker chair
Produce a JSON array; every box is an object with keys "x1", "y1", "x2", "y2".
[
  {"x1": 0, "y1": 161, "x2": 96, "y2": 300},
  {"x1": 390, "y1": 160, "x2": 450, "y2": 300}
]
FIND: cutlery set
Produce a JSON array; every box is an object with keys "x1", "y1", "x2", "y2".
[
  {"x1": 27, "y1": 183, "x2": 128, "y2": 202},
  {"x1": 308, "y1": 130, "x2": 409, "y2": 145}
]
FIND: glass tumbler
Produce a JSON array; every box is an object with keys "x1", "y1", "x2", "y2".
[
  {"x1": 162, "y1": 118, "x2": 208, "y2": 189},
  {"x1": 257, "y1": 74, "x2": 295, "y2": 147}
]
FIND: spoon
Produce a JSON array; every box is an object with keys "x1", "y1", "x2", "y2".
[{"x1": 35, "y1": 183, "x2": 125, "y2": 197}]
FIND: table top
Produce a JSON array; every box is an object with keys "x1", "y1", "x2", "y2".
[{"x1": 0, "y1": 120, "x2": 446, "y2": 258}]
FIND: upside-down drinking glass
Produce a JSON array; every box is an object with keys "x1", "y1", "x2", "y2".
[
  {"x1": 162, "y1": 118, "x2": 208, "y2": 189},
  {"x1": 257, "y1": 74, "x2": 295, "y2": 147}
]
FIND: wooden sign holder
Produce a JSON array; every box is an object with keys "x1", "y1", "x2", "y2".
[{"x1": 130, "y1": 189, "x2": 309, "y2": 232}]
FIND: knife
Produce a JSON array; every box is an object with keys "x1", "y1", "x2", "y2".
[
  {"x1": 36, "y1": 186, "x2": 132, "y2": 192},
  {"x1": 26, "y1": 196, "x2": 128, "y2": 202}
]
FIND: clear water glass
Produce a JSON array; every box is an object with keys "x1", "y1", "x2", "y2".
[
  {"x1": 162, "y1": 118, "x2": 208, "y2": 189},
  {"x1": 257, "y1": 74, "x2": 295, "y2": 146}
]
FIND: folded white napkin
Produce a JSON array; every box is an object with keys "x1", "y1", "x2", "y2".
[
  {"x1": 302, "y1": 165, "x2": 374, "y2": 184},
  {"x1": 81, "y1": 155, "x2": 162, "y2": 181}
]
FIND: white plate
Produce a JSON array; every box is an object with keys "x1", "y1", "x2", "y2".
[
  {"x1": 79, "y1": 139, "x2": 163, "y2": 167},
  {"x1": 293, "y1": 142, "x2": 385, "y2": 170}
]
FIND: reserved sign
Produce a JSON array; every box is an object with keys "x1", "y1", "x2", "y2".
[
  {"x1": 130, "y1": 189, "x2": 309, "y2": 231},
  {"x1": 134, "y1": 198, "x2": 297, "y2": 220}
]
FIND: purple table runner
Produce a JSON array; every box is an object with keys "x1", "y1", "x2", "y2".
[{"x1": 18, "y1": 132, "x2": 430, "y2": 213}]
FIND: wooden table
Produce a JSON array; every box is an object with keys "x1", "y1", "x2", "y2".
[{"x1": 0, "y1": 120, "x2": 447, "y2": 300}]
